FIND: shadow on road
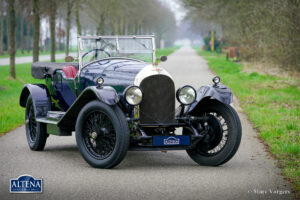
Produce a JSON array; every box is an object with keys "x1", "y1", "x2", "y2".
[{"x1": 40, "y1": 144, "x2": 245, "y2": 170}]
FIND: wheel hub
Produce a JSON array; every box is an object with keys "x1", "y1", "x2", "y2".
[
  {"x1": 83, "y1": 111, "x2": 116, "y2": 160},
  {"x1": 202, "y1": 114, "x2": 223, "y2": 150},
  {"x1": 91, "y1": 132, "x2": 97, "y2": 139}
]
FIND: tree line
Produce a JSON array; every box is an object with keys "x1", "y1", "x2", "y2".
[
  {"x1": 182, "y1": 0, "x2": 300, "y2": 71},
  {"x1": 1, "y1": 0, "x2": 177, "y2": 78}
]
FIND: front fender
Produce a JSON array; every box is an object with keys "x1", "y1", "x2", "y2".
[
  {"x1": 188, "y1": 84, "x2": 233, "y2": 113},
  {"x1": 57, "y1": 86, "x2": 119, "y2": 131},
  {"x1": 19, "y1": 84, "x2": 51, "y2": 118}
]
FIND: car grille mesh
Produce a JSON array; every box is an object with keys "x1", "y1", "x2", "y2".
[{"x1": 139, "y1": 75, "x2": 175, "y2": 125}]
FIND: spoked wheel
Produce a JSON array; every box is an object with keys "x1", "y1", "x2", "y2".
[
  {"x1": 186, "y1": 99, "x2": 242, "y2": 166},
  {"x1": 76, "y1": 100, "x2": 129, "y2": 168},
  {"x1": 83, "y1": 111, "x2": 116, "y2": 160},
  {"x1": 25, "y1": 95, "x2": 48, "y2": 151}
]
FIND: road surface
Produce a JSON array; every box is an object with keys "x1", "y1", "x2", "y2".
[
  {"x1": 0, "y1": 52, "x2": 77, "y2": 66},
  {"x1": 0, "y1": 46, "x2": 294, "y2": 200}
]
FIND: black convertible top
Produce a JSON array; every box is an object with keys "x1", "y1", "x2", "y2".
[{"x1": 31, "y1": 62, "x2": 79, "y2": 79}]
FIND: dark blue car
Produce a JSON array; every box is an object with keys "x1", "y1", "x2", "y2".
[{"x1": 20, "y1": 35, "x2": 242, "y2": 168}]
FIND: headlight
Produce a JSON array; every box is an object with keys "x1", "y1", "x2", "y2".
[
  {"x1": 176, "y1": 85, "x2": 196, "y2": 105},
  {"x1": 96, "y1": 77, "x2": 104, "y2": 85},
  {"x1": 212, "y1": 76, "x2": 221, "y2": 85},
  {"x1": 125, "y1": 86, "x2": 143, "y2": 106}
]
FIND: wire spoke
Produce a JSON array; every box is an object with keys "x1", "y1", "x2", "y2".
[{"x1": 82, "y1": 111, "x2": 116, "y2": 160}]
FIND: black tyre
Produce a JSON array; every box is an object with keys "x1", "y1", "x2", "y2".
[
  {"x1": 75, "y1": 100, "x2": 130, "y2": 169},
  {"x1": 186, "y1": 99, "x2": 242, "y2": 166},
  {"x1": 25, "y1": 95, "x2": 48, "y2": 151}
]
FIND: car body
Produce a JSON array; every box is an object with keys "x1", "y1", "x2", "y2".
[{"x1": 20, "y1": 35, "x2": 242, "y2": 168}]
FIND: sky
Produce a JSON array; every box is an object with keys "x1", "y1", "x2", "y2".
[{"x1": 160, "y1": 0, "x2": 186, "y2": 25}]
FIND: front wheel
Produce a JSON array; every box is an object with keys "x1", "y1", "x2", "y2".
[
  {"x1": 75, "y1": 100, "x2": 130, "y2": 168},
  {"x1": 25, "y1": 95, "x2": 48, "y2": 151},
  {"x1": 186, "y1": 100, "x2": 242, "y2": 166}
]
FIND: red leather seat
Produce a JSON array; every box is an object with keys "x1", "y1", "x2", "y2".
[{"x1": 62, "y1": 65, "x2": 78, "y2": 79}]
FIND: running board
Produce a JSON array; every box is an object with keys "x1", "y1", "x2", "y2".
[
  {"x1": 36, "y1": 118, "x2": 58, "y2": 125},
  {"x1": 36, "y1": 111, "x2": 71, "y2": 136}
]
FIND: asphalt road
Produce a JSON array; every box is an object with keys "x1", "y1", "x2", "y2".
[
  {"x1": 0, "y1": 52, "x2": 77, "y2": 66},
  {"x1": 0, "y1": 46, "x2": 294, "y2": 200}
]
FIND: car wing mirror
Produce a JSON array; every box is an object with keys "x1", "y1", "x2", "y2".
[{"x1": 65, "y1": 56, "x2": 75, "y2": 62}]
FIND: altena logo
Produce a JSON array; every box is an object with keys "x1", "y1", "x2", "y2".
[
  {"x1": 164, "y1": 137, "x2": 180, "y2": 145},
  {"x1": 10, "y1": 174, "x2": 42, "y2": 193}
]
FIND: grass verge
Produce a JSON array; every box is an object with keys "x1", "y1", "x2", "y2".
[
  {"x1": 0, "y1": 47, "x2": 179, "y2": 135},
  {"x1": 194, "y1": 48, "x2": 300, "y2": 194}
]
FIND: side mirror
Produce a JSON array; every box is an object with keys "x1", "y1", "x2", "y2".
[
  {"x1": 65, "y1": 56, "x2": 75, "y2": 62},
  {"x1": 160, "y1": 55, "x2": 167, "y2": 62}
]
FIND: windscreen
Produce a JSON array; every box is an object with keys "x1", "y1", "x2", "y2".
[{"x1": 79, "y1": 37, "x2": 154, "y2": 65}]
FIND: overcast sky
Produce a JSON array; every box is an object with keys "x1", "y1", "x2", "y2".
[{"x1": 160, "y1": 0, "x2": 186, "y2": 25}]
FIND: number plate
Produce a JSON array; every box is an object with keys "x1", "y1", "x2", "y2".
[{"x1": 153, "y1": 135, "x2": 190, "y2": 146}]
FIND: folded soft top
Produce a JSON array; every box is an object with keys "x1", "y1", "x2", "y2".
[{"x1": 31, "y1": 62, "x2": 79, "y2": 79}]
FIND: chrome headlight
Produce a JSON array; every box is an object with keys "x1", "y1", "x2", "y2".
[
  {"x1": 96, "y1": 77, "x2": 104, "y2": 86},
  {"x1": 125, "y1": 86, "x2": 143, "y2": 106},
  {"x1": 176, "y1": 85, "x2": 197, "y2": 105}
]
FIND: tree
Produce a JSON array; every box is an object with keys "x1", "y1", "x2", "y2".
[
  {"x1": 0, "y1": 0, "x2": 4, "y2": 54},
  {"x1": 49, "y1": 0, "x2": 56, "y2": 62},
  {"x1": 8, "y1": 0, "x2": 15, "y2": 78},
  {"x1": 25, "y1": 10, "x2": 32, "y2": 53},
  {"x1": 19, "y1": 11, "x2": 24, "y2": 53},
  {"x1": 181, "y1": 0, "x2": 300, "y2": 71},
  {"x1": 65, "y1": 0, "x2": 72, "y2": 56},
  {"x1": 32, "y1": 0, "x2": 40, "y2": 62},
  {"x1": 75, "y1": 0, "x2": 81, "y2": 35}
]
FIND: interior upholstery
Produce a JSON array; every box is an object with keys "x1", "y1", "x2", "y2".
[{"x1": 62, "y1": 65, "x2": 78, "y2": 79}]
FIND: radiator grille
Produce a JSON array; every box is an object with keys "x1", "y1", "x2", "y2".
[{"x1": 139, "y1": 75, "x2": 175, "y2": 125}]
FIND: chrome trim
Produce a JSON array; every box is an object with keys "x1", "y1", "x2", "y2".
[
  {"x1": 36, "y1": 118, "x2": 58, "y2": 125},
  {"x1": 79, "y1": 35, "x2": 155, "y2": 39},
  {"x1": 123, "y1": 85, "x2": 143, "y2": 106},
  {"x1": 77, "y1": 36, "x2": 83, "y2": 82},
  {"x1": 152, "y1": 37, "x2": 156, "y2": 64},
  {"x1": 176, "y1": 85, "x2": 197, "y2": 105}
]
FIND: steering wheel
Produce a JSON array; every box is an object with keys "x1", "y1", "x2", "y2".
[{"x1": 82, "y1": 48, "x2": 111, "y2": 61}]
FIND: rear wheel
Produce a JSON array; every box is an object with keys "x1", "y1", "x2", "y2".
[
  {"x1": 75, "y1": 100, "x2": 129, "y2": 168},
  {"x1": 186, "y1": 100, "x2": 242, "y2": 166},
  {"x1": 25, "y1": 95, "x2": 48, "y2": 151}
]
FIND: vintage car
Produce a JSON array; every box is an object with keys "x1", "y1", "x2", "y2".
[{"x1": 20, "y1": 35, "x2": 242, "y2": 168}]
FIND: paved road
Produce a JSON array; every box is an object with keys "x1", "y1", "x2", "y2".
[
  {"x1": 0, "y1": 52, "x2": 77, "y2": 66},
  {"x1": 0, "y1": 46, "x2": 294, "y2": 200}
]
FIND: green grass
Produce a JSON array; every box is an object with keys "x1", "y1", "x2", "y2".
[
  {"x1": 0, "y1": 60, "x2": 68, "y2": 134},
  {"x1": 0, "y1": 62, "x2": 43, "y2": 134},
  {"x1": 194, "y1": 48, "x2": 300, "y2": 194},
  {"x1": 130, "y1": 46, "x2": 180, "y2": 63},
  {"x1": 0, "y1": 47, "x2": 179, "y2": 135},
  {"x1": 156, "y1": 46, "x2": 180, "y2": 58},
  {"x1": 0, "y1": 49, "x2": 77, "y2": 59}
]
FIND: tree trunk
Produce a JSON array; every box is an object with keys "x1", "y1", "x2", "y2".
[
  {"x1": 33, "y1": 0, "x2": 40, "y2": 62},
  {"x1": 8, "y1": 0, "x2": 16, "y2": 79},
  {"x1": 65, "y1": 0, "x2": 71, "y2": 56},
  {"x1": 58, "y1": 17, "x2": 62, "y2": 51},
  {"x1": 20, "y1": 12, "x2": 24, "y2": 53},
  {"x1": 134, "y1": 23, "x2": 138, "y2": 34},
  {"x1": 75, "y1": 0, "x2": 81, "y2": 35},
  {"x1": 0, "y1": 4, "x2": 4, "y2": 54},
  {"x1": 121, "y1": 19, "x2": 125, "y2": 35},
  {"x1": 110, "y1": 19, "x2": 115, "y2": 35},
  {"x1": 49, "y1": 0, "x2": 56, "y2": 62},
  {"x1": 26, "y1": 21, "x2": 31, "y2": 53}
]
